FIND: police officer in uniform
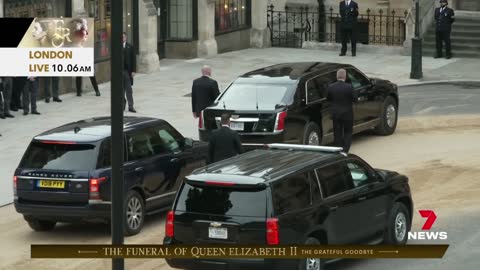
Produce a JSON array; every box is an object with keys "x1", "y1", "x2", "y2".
[
  {"x1": 339, "y1": 0, "x2": 359, "y2": 57},
  {"x1": 435, "y1": 0, "x2": 455, "y2": 59}
]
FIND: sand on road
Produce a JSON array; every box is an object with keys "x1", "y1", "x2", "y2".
[{"x1": 0, "y1": 115, "x2": 479, "y2": 270}]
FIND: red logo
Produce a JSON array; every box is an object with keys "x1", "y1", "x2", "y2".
[{"x1": 419, "y1": 210, "x2": 437, "y2": 230}]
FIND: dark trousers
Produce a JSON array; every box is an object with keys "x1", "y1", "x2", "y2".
[
  {"x1": 1, "y1": 77, "x2": 13, "y2": 116},
  {"x1": 436, "y1": 30, "x2": 451, "y2": 57},
  {"x1": 44, "y1": 77, "x2": 59, "y2": 99},
  {"x1": 23, "y1": 79, "x2": 39, "y2": 113},
  {"x1": 11, "y1": 77, "x2": 25, "y2": 110},
  {"x1": 76, "y1": 76, "x2": 100, "y2": 95},
  {"x1": 123, "y1": 71, "x2": 134, "y2": 110},
  {"x1": 333, "y1": 116, "x2": 353, "y2": 153},
  {"x1": 341, "y1": 27, "x2": 357, "y2": 55}
]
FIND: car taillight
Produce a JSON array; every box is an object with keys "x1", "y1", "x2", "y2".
[
  {"x1": 198, "y1": 111, "x2": 205, "y2": 130},
  {"x1": 205, "y1": 181, "x2": 235, "y2": 186},
  {"x1": 274, "y1": 111, "x2": 287, "y2": 132},
  {"x1": 89, "y1": 177, "x2": 107, "y2": 200},
  {"x1": 166, "y1": 210, "x2": 175, "y2": 237},
  {"x1": 266, "y1": 218, "x2": 279, "y2": 245},
  {"x1": 13, "y1": 176, "x2": 17, "y2": 195}
]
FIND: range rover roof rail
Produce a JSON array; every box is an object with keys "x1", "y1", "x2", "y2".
[{"x1": 243, "y1": 143, "x2": 344, "y2": 153}]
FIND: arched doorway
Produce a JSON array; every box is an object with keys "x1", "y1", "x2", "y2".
[{"x1": 457, "y1": 0, "x2": 480, "y2": 11}]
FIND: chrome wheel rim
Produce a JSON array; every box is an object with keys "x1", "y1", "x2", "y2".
[
  {"x1": 306, "y1": 258, "x2": 321, "y2": 270},
  {"x1": 308, "y1": 132, "x2": 320, "y2": 146},
  {"x1": 126, "y1": 196, "x2": 143, "y2": 230},
  {"x1": 386, "y1": 104, "x2": 397, "y2": 128},
  {"x1": 395, "y1": 212, "x2": 407, "y2": 243}
]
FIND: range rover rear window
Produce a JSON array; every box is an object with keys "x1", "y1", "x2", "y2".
[
  {"x1": 175, "y1": 183, "x2": 267, "y2": 217},
  {"x1": 20, "y1": 141, "x2": 98, "y2": 170}
]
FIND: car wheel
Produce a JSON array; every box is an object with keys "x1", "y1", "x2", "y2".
[
  {"x1": 298, "y1": 237, "x2": 325, "y2": 270},
  {"x1": 385, "y1": 202, "x2": 410, "y2": 245},
  {"x1": 24, "y1": 216, "x2": 56, "y2": 231},
  {"x1": 375, "y1": 96, "x2": 398, "y2": 136},
  {"x1": 124, "y1": 190, "x2": 145, "y2": 236},
  {"x1": 303, "y1": 122, "x2": 322, "y2": 146}
]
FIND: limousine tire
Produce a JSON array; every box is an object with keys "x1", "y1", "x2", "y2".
[
  {"x1": 298, "y1": 237, "x2": 325, "y2": 270},
  {"x1": 385, "y1": 202, "x2": 410, "y2": 245},
  {"x1": 124, "y1": 190, "x2": 145, "y2": 236},
  {"x1": 303, "y1": 122, "x2": 322, "y2": 146},
  {"x1": 25, "y1": 216, "x2": 56, "y2": 231},
  {"x1": 375, "y1": 96, "x2": 398, "y2": 136}
]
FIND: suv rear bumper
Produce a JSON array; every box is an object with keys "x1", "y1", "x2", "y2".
[
  {"x1": 166, "y1": 258, "x2": 296, "y2": 270},
  {"x1": 199, "y1": 130, "x2": 289, "y2": 149},
  {"x1": 14, "y1": 199, "x2": 110, "y2": 222}
]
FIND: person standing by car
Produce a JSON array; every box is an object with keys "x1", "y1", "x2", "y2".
[
  {"x1": 191, "y1": 65, "x2": 220, "y2": 120},
  {"x1": 339, "y1": 0, "x2": 359, "y2": 57},
  {"x1": 0, "y1": 77, "x2": 14, "y2": 118},
  {"x1": 327, "y1": 69, "x2": 357, "y2": 152},
  {"x1": 122, "y1": 32, "x2": 136, "y2": 113},
  {"x1": 434, "y1": 0, "x2": 455, "y2": 59},
  {"x1": 44, "y1": 77, "x2": 62, "y2": 103},
  {"x1": 208, "y1": 114, "x2": 243, "y2": 163},
  {"x1": 23, "y1": 77, "x2": 40, "y2": 115}
]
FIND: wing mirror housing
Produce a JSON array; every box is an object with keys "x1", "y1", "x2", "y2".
[{"x1": 184, "y1": 137, "x2": 194, "y2": 149}]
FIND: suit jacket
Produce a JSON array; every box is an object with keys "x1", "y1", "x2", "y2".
[
  {"x1": 327, "y1": 80, "x2": 358, "y2": 120},
  {"x1": 191, "y1": 76, "x2": 220, "y2": 114},
  {"x1": 123, "y1": 42, "x2": 136, "y2": 85},
  {"x1": 340, "y1": 0, "x2": 359, "y2": 29},
  {"x1": 208, "y1": 126, "x2": 243, "y2": 163},
  {"x1": 435, "y1": 7, "x2": 455, "y2": 32}
]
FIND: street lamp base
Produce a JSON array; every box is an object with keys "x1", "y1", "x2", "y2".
[{"x1": 410, "y1": 37, "x2": 423, "y2": 79}]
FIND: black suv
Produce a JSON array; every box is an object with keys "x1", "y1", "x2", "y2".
[
  {"x1": 14, "y1": 117, "x2": 208, "y2": 235},
  {"x1": 164, "y1": 144, "x2": 413, "y2": 270},
  {"x1": 199, "y1": 62, "x2": 399, "y2": 147}
]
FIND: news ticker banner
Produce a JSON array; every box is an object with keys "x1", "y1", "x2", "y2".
[
  {"x1": 31, "y1": 245, "x2": 449, "y2": 259},
  {"x1": 0, "y1": 18, "x2": 94, "y2": 77}
]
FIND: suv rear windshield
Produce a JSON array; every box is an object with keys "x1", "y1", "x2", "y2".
[
  {"x1": 20, "y1": 141, "x2": 98, "y2": 170},
  {"x1": 220, "y1": 84, "x2": 295, "y2": 110},
  {"x1": 175, "y1": 182, "x2": 267, "y2": 217}
]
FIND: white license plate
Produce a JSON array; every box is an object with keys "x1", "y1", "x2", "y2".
[
  {"x1": 230, "y1": 122, "x2": 244, "y2": 131},
  {"x1": 208, "y1": 227, "x2": 228, "y2": 239}
]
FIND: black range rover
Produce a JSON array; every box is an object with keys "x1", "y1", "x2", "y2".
[
  {"x1": 14, "y1": 116, "x2": 208, "y2": 235},
  {"x1": 199, "y1": 62, "x2": 399, "y2": 146},
  {"x1": 164, "y1": 144, "x2": 413, "y2": 270}
]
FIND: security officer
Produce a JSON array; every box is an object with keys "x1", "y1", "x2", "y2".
[
  {"x1": 339, "y1": 0, "x2": 359, "y2": 57},
  {"x1": 435, "y1": 0, "x2": 455, "y2": 59},
  {"x1": 208, "y1": 114, "x2": 243, "y2": 163}
]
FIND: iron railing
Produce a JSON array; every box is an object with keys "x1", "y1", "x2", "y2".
[{"x1": 267, "y1": 4, "x2": 408, "y2": 48}]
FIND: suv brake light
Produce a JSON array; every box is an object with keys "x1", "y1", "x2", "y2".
[
  {"x1": 205, "y1": 181, "x2": 235, "y2": 186},
  {"x1": 13, "y1": 176, "x2": 17, "y2": 196},
  {"x1": 89, "y1": 177, "x2": 107, "y2": 201},
  {"x1": 266, "y1": 218, "x2": 279, "y2": 245},
  {"x1": 198, "y1": 111, "x2": 205, "y2": 130},
  {"x1": 274, "y1": 111, "x2": 287, "y2": 132},
  {"x1": 166, "y1": 210, "x2": 175, "y2": 237}
]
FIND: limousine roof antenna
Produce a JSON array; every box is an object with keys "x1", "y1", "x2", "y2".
[
  {"x1": 255, "y1": 85, "x2": 260, "y2": 115},
  {"x1": 223, "y1": 101, "x2": 226, "y2": 110}
]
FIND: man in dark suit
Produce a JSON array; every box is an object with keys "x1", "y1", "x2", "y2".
[
  {"x1": 0, "y1": 77, "x2": 14, "y2": 119},
  {"x1": 434, "y1": 0, "x2": 455, "y2": 59},
  {"x1": 327, "y1": 69, "x2": 358, "y2": 152},
  {"x1": 191, "y1": 65, "x2": 220, "y2": 119},
  {"x1": 23, "y1": 77, "x2": 40, "y2": 115},
  {"x1": 122, "y1": 32, "x2": 137, "y2": 113},
  {"x1": 10, "y1": 77, "x2": 26, "y2": 112},
  {"x1": 339, "y1": 0, "x2": 359, "y2": 57},
  {"x1": 209, "y1": 114, "x2": 243, "y2": 163}
]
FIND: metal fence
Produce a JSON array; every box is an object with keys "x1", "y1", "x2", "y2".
[{"x1": 267, "y1": 4, "x2": 408, "y2": 48}]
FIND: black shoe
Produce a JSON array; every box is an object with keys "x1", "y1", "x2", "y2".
[
  {"x1": 352, "y1": 53, "x2": 356, "y2": 57},
  {"x1": 95, "y1": 91, "x2": 101, "y2": 97},
  {"x1": 434, "y1": 55, "x2": 442, "y2": 59},
  {"x1": 10, "y1": 108, "x2": 18, "y2": 112},
  {"x1": 31, "y1": 111, "x2": 41, "y2": 115},
  {"x1": 0, "y1": 115, "x2": 5, "y2": 119},
  {"x1": 5, "y1": 114, "x2": 14, "y2": 118},
  {"x1": 339, "y1": 53, "x2": 346, "y2": 56},
  {"x1": 45, "y1": 98, "x2": 50, "y2": 103},
  {"x1": 23, "y1": 112, "x2": 29, "y2": 116},
  {"x1": 77, "y1": 93, "x2": 82, "y2": 97},
  {"x1": 128, "y1": 108, "x2": 137, "y2": 113},
  {"x1": 53, "y1": 98, "x2": 62, "y2": 102},
  {"x1": 446, "y1": 55, "x2": 452, "y2": 59}
]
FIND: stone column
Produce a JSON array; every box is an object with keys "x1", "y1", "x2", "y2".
[
  {"x1": 251, "y1": 0, "x2": 271, "y2": 48},
  {"x1": 197, "y1": 0, "x2": 218, "y2": 57},
  {"x1": 137, "y1": 0, "x2": 160, "y2": 73}
]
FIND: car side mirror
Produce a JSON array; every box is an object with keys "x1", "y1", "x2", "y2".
[
  {"x1": 184, "y1": 138, "x2": 194, "y2": 149},
  {"x1": 370, "y1": 79, "x2": 377, "y2": 87}
]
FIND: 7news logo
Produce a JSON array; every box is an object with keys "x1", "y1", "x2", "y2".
[{"x1": 408, "y1": 210, "x2": 448, "y2": 240}]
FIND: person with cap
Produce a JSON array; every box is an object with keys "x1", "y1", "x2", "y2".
[
  {"x1": 434, "y1": 0, "x2": 455, "y2": 59},
  {"x1": 208, "y1": 114, "x2": 243, "y2": 164},
  {"x1": 339, "y1": 0, "x2": 359, "y2": 57}
]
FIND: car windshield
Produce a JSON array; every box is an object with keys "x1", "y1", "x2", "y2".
[
  {"x1": 219, "y1": 83, "x2": 295, "y2": 110},
  {"x1": 175, "y1": 182, "x2": 267, "y2": 217},
  {"x1": 20, "y1": 141, "x2": 98, "y2": 171}
]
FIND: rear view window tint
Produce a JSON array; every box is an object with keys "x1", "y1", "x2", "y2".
[
  {"x1": 272, "y1": 174, "x2": 311, "y2": 215},
  {"x1": 20, "y1": 141, "x2": 97, "y2": 170},
  {"x1": 317, "y1": 162, "x2": 353, "y2": 197},
  {"x1": 176, "y1": 183, "x2": 267, "y2": 217}
]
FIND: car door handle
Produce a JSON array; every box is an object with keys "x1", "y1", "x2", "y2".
[
  {"x1": 329, "y1": 206, "x2": 339, "y2": 211},
  {"x1": 358, "y1": 196, "x2": 367, "y2": 201},
  {"x1": 134, "y1": 167, "x2": 144, "y2": 174},
  {"x1": 170, "y1": 158, "x2": 179, "y2": 163}
]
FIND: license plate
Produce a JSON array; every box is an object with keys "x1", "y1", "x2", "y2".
[
  {"x1": 230, "y1": 122, "x2": 244, "y2": 131},
  {"x1": 208, "y1": 227, "x2": 228, "y2": 239},
  {"x1": 38, "y1": 180, "x2": 65, "y2": 189}
]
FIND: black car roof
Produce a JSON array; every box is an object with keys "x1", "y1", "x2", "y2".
[
  {"x1": 189, "y1": 149, "x2": 345, "y2": 183},
  {"x1": 33, "y1": 116, "x2": 163, "y2": 143},
  {"x1": 235, "y1": 62, "x2": 351, "y2": 84}
]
